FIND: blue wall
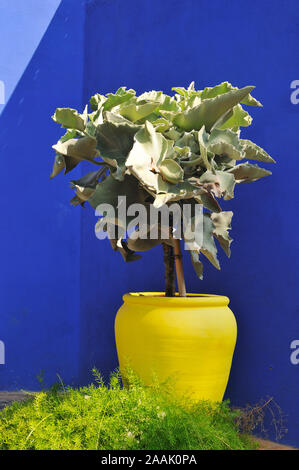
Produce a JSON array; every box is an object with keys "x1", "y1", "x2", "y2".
[
  {"x1": 0, "y1": 0, "x2": 298, "y2": 446},
  {"x1": 0, "y1": 0, "x2": 84, "y2": 388}
]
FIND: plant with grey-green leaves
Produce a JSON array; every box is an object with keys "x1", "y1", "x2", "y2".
[{"x1": 50, "y1": 82, "x2": 275, "y2": 296}]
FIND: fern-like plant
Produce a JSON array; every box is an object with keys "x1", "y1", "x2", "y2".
[{"x1": 50, "y1": 82, "x2": 274, "y2": 296}]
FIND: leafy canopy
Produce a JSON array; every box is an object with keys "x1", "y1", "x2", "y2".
[{"x1": 50, "y1": 82, "x2": 275, "y2": 279}]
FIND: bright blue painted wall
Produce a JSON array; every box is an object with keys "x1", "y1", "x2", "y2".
[
  {"x1": 82, "y1": 0, "x2": 299, "y2": 446},
  {"x1": 0, "y1": 0, "x2": 298, "y2": 446}
]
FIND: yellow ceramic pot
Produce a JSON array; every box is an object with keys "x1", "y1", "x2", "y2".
[{"x1": 115, "y1": 293, "x2": 237, "y2": 402}]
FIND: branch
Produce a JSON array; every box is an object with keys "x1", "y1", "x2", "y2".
[{"x1": 173, "y1": 239, "x2": 186, "y2": 297}]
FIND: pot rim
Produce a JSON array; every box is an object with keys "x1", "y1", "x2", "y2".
[{"x1": 123, "y1": 292, "x2": 230, "y2": 307}]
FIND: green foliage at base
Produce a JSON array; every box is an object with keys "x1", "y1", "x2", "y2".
[{"x1": 0, "y1": 369, "x2": 256, "y2": 450}]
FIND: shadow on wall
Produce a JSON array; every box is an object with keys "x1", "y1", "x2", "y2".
[
  {"x1": 0, "y1": 0, "x2": 62, "y2": 115},
  {"x1": 0, "y1": 0, "x2": 85, "y2": 390}
]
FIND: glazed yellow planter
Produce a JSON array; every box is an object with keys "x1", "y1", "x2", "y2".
[{"x1": 115, "y1": 292, "x2": 237, "y2": 402}]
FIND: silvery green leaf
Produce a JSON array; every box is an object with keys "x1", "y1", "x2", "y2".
[
  {"x1": 82, "y1": 105, "x2": 89, "y2": 125},
  {"x1": 95, "y1": 119, "x2": 139, "y2": 179},
  {"x1": 197, "y1": 126, "x2": 211, "y2": 170},
  {"x1": 103, "y1": 110, "x2": 141, "y2": 128},
  {"x1": 216, "y1": 171, "x2": 235, "y2": 200},
  {"x1": 118, "y1": 102, "x2": 158, "y2": 122},
  {"x1": 70, "y1": 161, "x2": 103, "y2": 204},
  {"x1": 109, "y1": 162, "x2": 127, "y2": 181},
  {"x1": 53, "y1": 136, "x2": 99, "y2": 160},
  {"x1": 172, "y1": 82, "x2": 200, "y2": 110},
  {"x1": 52, "y1": 108, "x2": 86, "y2": 131},
  {"x1": 71, "y1": 168, "x2": 107, "y2": 189},
  {"x1": 213, "y1": 153, "x2": 236, "y2": 171},
  {"x1": 60, "y1": 129, "x2": 78, "y2": 143},
  {"x1": 52, "y1": 136, "x2": 100, "y2": 173},
  {"x1": 89, "y1": 175, "x2": 143, "y2": 237},
  {"x1": 200, "y1": 213, "x2": 220, "y2": 269},
  {"x1": 173, "y1": 86, "x2": 255, "y2": 132},
  {"x1": 153, "y1": 193, "x2": 173, "y2": 207},
  {"x1": 172, "y1": 85, "x2": 190, "y2": 97},
  {"x1": 90, "y1": 93, "x2": 107, "y2": 111},
  {"x1": 189, "y1": 250, "x2": 203, "y2": 280},
  {"x1": 228, "y1": 162, "x2": 272, "y2": 183},
  {"x1": 200, "y1": 81, "x2": 262, "y2": 107},
  {"x1": 200, "y1": 82, "x2": 233, "y2": 100},
  {"x1": 211, "y1": 210, "x2": 233, "y2": 229},
  {"x1": 180, "y1": 154, "x2": 204, "y2": 168},
  {"x1": 70, "y1": 185, "x2": 95, "y2": 206},
  {"x1": 85, "y1": 120, "x2": 98, "y2": 138},
  {"x1": 187, "y1": 95, "x2": 202, "y2": 108},
  {"x1": 175, "y1": 132, "x2": 200, "y2": 153},
  {"x1": 70, "y1": 195, "x2": 84, "y2": 207},
  {"x1": 88, "y1": 108, "x2": 104, "y2": 126},
  {"x1": 152, "y1": 117, "x2": 172, "y2": 132},
  {"x1": 211, "y1": 109, "x2": 234, "y2": 131},
  {"x1": 195, "y1": 193, "x2": 222, "y2": 213},
  {"x1": 159, "y1": 110, "x2": 177, "y2": 121},
  {"x1": 240, "y1": 139, "x2": 276, "y2": 163},
  {"x1": 163, "y1": 128, "x2": 182, "y2": 141},
  {"x1": 198, "y1": 170, "x2": 235, "y2": 200},
  {"x1": 197, "y1": 172, "x2": 221, "y2": 198},
  {"x1": 220, "y1": 104, "x2": 252, "y2": 130},
  {"x1": 126, "y1": 121, "x2": 175, "y2": 192},
  {"x1": 138, "y1": 90, "x2": 163, "y2": 101},
  {"x1": 138, "y1": 91, "x2": 179, "y2": 112},
  {"x1": 64, "y1": 156, "x2": 83, "y2": 174},
  {"x1": 188, "y1": 81, "x2": 195, "y2": 91},
  {"x1": 109, "y1": 237, "x2": 142, "y2": 262},
  {"x1": 157, "y1": 94, "x2": 179, "y2": 112},
  {"x1": 50, "y1": 154, "x2": 65, "y2": 178},
  {"x1": 88, "y1": 174, "x2": 140, "y2": 214},
  {"x1": 159, "y1": 159, "x2": 184, "y2": 184},
  {"x1": 174, "y1": 145, "x2": 190, "y2": 157},
  {"x1": 153, "y1": 180, "x2": 205, "y2": 208},
  {"x1": 103, "y1": 87, "x2": 136, "y2": 111},
  {"x1": 211, "y1": 211, "x2": 233, "y2": 257},
  {"x1": 207, "y1": 128, "x2": 245, "y2": 160}
]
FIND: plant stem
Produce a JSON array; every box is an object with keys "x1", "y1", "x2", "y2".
[
  {"x1": 162, "y1": 243, "x2": 175, "y2": 297},
  {"x1": 173, "y1": 238, "x2": 187, "y2": 297}
]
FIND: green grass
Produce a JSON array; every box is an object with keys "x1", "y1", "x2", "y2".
[{"x1": 0, "y1": 369, "x2": 256, "y2": 450}]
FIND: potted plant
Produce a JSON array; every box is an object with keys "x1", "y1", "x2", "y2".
[{"x1": 50, "y1": 82, "x2": 274, "y2": 402}]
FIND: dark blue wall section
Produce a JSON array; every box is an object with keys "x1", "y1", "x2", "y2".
[
  {"x1": 0, "y1": 0, "x2": 298, "y2": 446},
  {"x1": 82, "y1": 0, "x2": 299, "y2": 446}
]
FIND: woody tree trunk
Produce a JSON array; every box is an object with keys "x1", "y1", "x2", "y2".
[
  {"x1": 162, "y1": 243, "x2": 175, "y2": 297},
  {"x1": 173, "y1": 238, "x2": 187, "y2": 297},
  {"x1": 162, "y1": 239, "x2": 187, "y2": 297}
]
